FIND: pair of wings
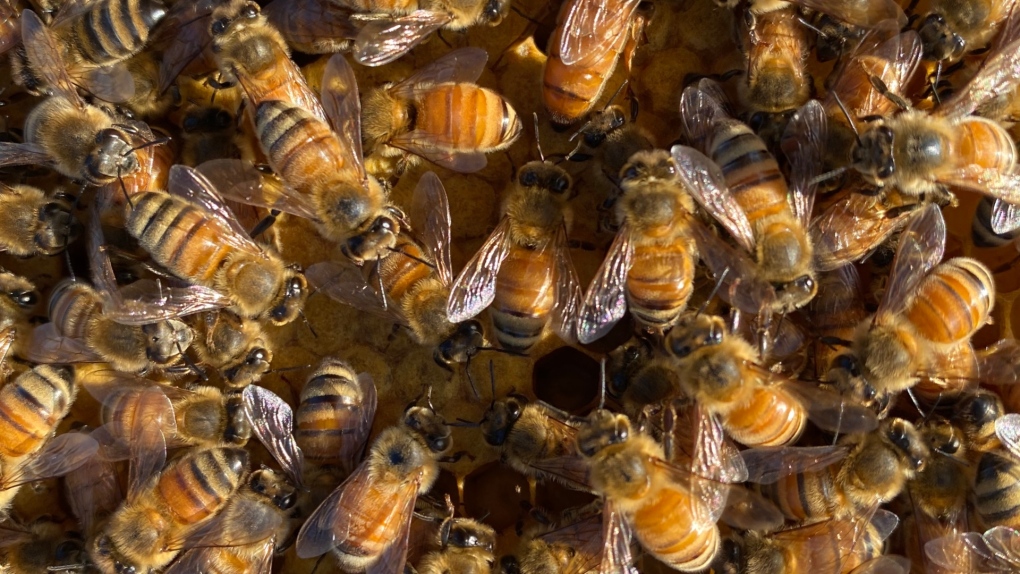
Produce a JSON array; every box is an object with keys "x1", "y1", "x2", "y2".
[
  {"x1": 0, "y1": 429, "x2": 99, "y2": 492},
  {"x1": 926, "y1": 525, "x2": 1020, "y2": 572}
]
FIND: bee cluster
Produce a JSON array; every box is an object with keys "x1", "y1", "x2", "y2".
[{"x1": 2, "y1": 0, "x2": 1020, "y2": 572}]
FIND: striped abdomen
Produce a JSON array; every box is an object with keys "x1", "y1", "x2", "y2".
[
  {"x1": 626, "y1": 238, "x2": 695, "y2": 330},
  {"x1": 126, "y1": 192, "x2": 233, "y2": 288},
  {"x1": 776, "y1": 518, "x2": 884, "y2": 573},
  {"x1": 296, "y1": 368, "x2": 362, "y2": 467},
  {"x1": 949, "y1": 116, "x2": 1017, "y2": 174},
  {"x1": 631, "y1": 479, "x2": 720, "y2": 571},
  {"x1": 158, "y1": 447, "x2": 246, "y2": 526},
  {"x1": 755, "y1": 466, "x2": 840, "y2": 522},
  {"x1": 707, "y1": 121, "x2": 791, "y2": 224},
  {"x1": 0, "y1": 365, "x2": 74, "y2": 458},
  {"x1": 723, "y1": 385, "x2": 806, "y2": 447},
  {"x1": 365, "y1": 237, "x2": 434, "y2": 309},
  {"x1": 255, "y1": 100, "x2": 348, "y2": 196},
  {"x1": 48, "y1": 280, "x2": 101, "y2": 341},
  {"x1": 744, "y1": 6, "x2": 810, "y2": 113},
  {"x1": 334, "y1": 479, "x2": 412, "y2": 568},
  {"x1": 101, "y1": 385, "x2": 175, "y2": 444},
  {"x1": 973, "y1": 451, "x2": 1020, "y2": 529},
  {"x1": 542, "y1": 25, "x2": 622, "y2": 125},
  {"x1": 906, "y1": 257, "x2": 994, "y2": 345},
  {"x1": 413, "y1": 84, "x2": 521, "y2": 152},
  {"x1": 491, "y1": 244, "x2": 556, "y2": 352},
  {"x1": 66, "y1": 0, "x2": 167, "y2": 65}
]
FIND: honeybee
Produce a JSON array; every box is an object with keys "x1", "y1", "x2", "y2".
[
  {"x1": 479, "y1": 395, "x2": 591, "y2": 492},
  {"x1": 576, "y1": 406, "x2": 748, "y2": 572},
  {"x1": 0, "y1": 271, "x2": 37, "y2": 354},
  {"x1": 150, "y1": 0, "x2": 221, "y2": 94},
  {"x1": 90, "y1": 446, "x2": 249, "y2": 574},
  {"x1": 0, "y1": 183, "x2": 78, "y2": 257},
  {"x1": 163, "y1": 467, "x2": 296, "y2": 574},
  {"x1": 185, "y1": 310, "x2": 272, "y2": 388},
  {"x1": 262, "y1": 0, "x2": 359, "y2": 55},
  {"x1": 744, "y1": 417, "x2": 929, "y2": 523},
  {"x1": 295, "y1": 357, "x2": 377, "y2": 474},
  {"x1": 327, "y1": 0, "x2": 510, "y2": 66},
  {"x1": 176, "y1": 101, "x2": 248, "y2": 168},
  {"x1": 676, "y1": 83, "x2": 825, "y2": 314},
  {"x1": 606, "y1": 335, "x2": 682, "y2": 417},
  {"x1": 566, "y1": 102, "x2": 655, "y2": 191},
  {"x1": 829, "y1": 204, "x2": 994, "y2": 403},
  {"x1": 809, "y1": 186, "x2": 917, "y2": 272},
  {"x1": 809, "y1": 265, "x2": 868, "y2": 383},
  {"x1": 578, "y1": 149, "x2": 699, "y2": 343},
  {"x1": 542, "y1": 0, "x2": 646, "y2": 126},
  {"x1": 918, "y1": 0, "x2": 1018, "y2": 63},
  {"x1": 124, "y1": 164, "x2": 307, "y2": 325},
  {"x1": 362, "y1": 47, "x2": 522, "y2": 174},
  {"x1": 415, "y1": 499, "x2": 496, "y2": 574},
  {"x1": 295, "y1": 400, "x2": 453, "y2": 571},
  {"x1": 447, "y1": 158, "x2": 582, "y2": 353},
  {"x1": 510, "y1": 503, "x2": 604, "y2": 574},
  {"x1": 0, "y1": 518, "x2": 91, "y2": 574},
  {"x1": 306, "y1": 172, "x2": 488, "y2": 368}
]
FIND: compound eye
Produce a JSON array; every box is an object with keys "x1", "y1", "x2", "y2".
[
  {"x1": 430, "y1": 435, "x2": 450, "y2": 452},
  {"x1": 247, "y1": 348, "x2": 268, "y2": 365},
  {"x1": 211, "y1": 18, "x2": 229, "y2": 34},
  {"x1": 182, "y1": 115, "x2": 200, "y2": 132},
  {"x1": 13, "y1": 290, "x2": 36, "y2": 307},
  {"x1": 519, "y1": 170, "x2": 539, "y2": 186},
  {"x1": 507, "y1": 401, "x2": 522, "y2": 421},
  {"x1": 621, "y1": 165, "x2": 639, "y2": 181},
  {"x1": 584, "y1": 132, "x2": 606, "y2": 147},
  {"x1": 243, "y1": 2, "x2": 259, "y2": 17},
  {"x1": 551, "y1": 176, "x2": 570, "y2": 194}
]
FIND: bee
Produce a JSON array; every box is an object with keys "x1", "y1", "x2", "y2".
[
  {"x1": 185, "y1": 310, "x2": 272, "y2": 388},
  {"x1": 809, "y1": 265, "x2": 868, "y2": 383},
  {"x1": 11, "y1": 0, "x2": 166, "y2": 104},
  {"x1": 0, "y1": 271, "x2": 37, "y2": 361},
  {"x1": 150, "y1": 0, "x2": 221, "y2": 95},
  {"x1": 306, "y1": 172, "x2": 488, "y2": 368},
  {"x1": 918, "y1": 0, "x2": 1018, "y2": 63},
  {"x1": 295, "y1": 400, "x2": 453, "y2": 571},
  {"x1": 606, "y1": 335, "x2": 682, "y2": 417},
  {"x1": 745, "y1": 417, "x2": 929, "y2": 523},
  {"x1": 327, "y1": 0, "x2": 510, "y2": 66},
  {"x1": 0, "y1": 183, "x2": 79, "y2": 257},
  {"x1": 124, "y1": 164, "x2": 308, "y2": 325},
  {"x1": 510, "y1": 503, "x2": 604, "y2": 574},
  {"x1": 809, "y1": 187, "x2": 917, "y2": 273},
  {"x1": 566, "y1": 101, "x2": 655, "y2": 192},
  {"x1": 361, "y1": 47, "x2": 522, "y2": 174},
  {"x1": 676, "y1": 83, "x2": 825, "y2": 314},
  {"x1": 176, "y1": 102, "x2": 247, "y2": 168},
  {"x1": 0, "y1": 518, "x2": 89, "y2": 574},
  {"x1": 829, "y1": 204, "x2": 994, "y2": 403},
  {"x1": 295, "y1": 357, "x2": 377, "y2": 475},
  {"x1": 90, "y1": 446, "x2": 249, "y2": 574},
  {"x1": 415, "y1": 499, "x2": 496, "y2": 574},
  {"x1": 163, "y1": 467, "x2": 297, "y2": 574},
  {"x1": 542, "y1": 0, "x2": 646, "y2": 126},
  {"x1": 576, "y1": 405, "x2": 748, "y2": 572},
  {"x1": 447, "y1": 157, "x2": 582, "y2": 353},
  {"x1": 479, "y1": 395, "x2": 591, "y2": 492},
  {"x1": 262, "y1": 0, "x2": 359, "y2": 56},
  {"x1": 578, "y1": 149, "x2": 699, "y2": 343}
]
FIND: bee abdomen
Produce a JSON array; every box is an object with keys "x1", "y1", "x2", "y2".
[
  {"x1": 417, "y1": 84, "x2": 520, "y2": 151},
  {"x1": 626, "y1": 244, "x2": 695, "y2": 329},
  {"x1": 255, "y1": 101, "x2": 347, "y2": 189},
  {"x1": 0, "y1": 365, "x2": 74, "y2": 458},
  {"x1": 709, "y1": 123, "x2": 789, "y2": 220},
  {"x1": 491, "y1": 248, "x2": 556, "y2": 353},
  {"x1": 159, "y1": 447, "x2": 247, "y2": 525},
  {"x1": 973, "y1": 451, "x2": 1020, "y2": 528},
  {"x1": 48, "y1": 280, "x2": 100, "y2": 340},
  {"x1": 128, "y1": 192, "x2": 230, "y2": 285},
  {"x1": 907, "y1": 257, "x2": 993, "y2": 345},
  {"x1": 72, "y1": 0, "x2": 167, "y2": 65},
  {"x1": 954, "y1": 116, "x2": 1016, "y2": 173},
  {"x1": 724, "y1": 386, "x2": 806, "y2": 447},
  {"x1": 633, "y1": 486, "x2": 719, "y2": 570},
  {"x1": 756, "y1": 468, "x2": 837, "y2": 521}
]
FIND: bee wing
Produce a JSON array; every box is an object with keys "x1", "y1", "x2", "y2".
[
  {"x1": 392, "y1": 46, "x2": 488, "y2": 94},
  {"x1": 0, "y1": 326, "x2": 15, "y2": 367},
  {"x1": 995, "y1": 414, "x2": 1020, "y2": 458},
  {"x1": 321, "y1": 53, "x2": 367, "y2": 183},
  {"x1": 263, "y1": 0, "x2": 358, "y2": 54},
  {"x1": 24, "y1": 323, "x2": 104, "y2": 363},
  {"x1": 990, "y1": 198, "x2": 1020, "y2": 235},
  {"x1": 196, "y1": 159, "x2": 321, "y2": 221},
  {"x1": 155, "y1": 0, "x2": 217, "y2": 93},
  {"x1": 978, "y1": 338, "x2": 1020, "y2": 386},
  {"x1": 766, "y1": 512, "x2": 882, "y2": 573},
  {"x1": 352, "y1": 10, "x2": 450, "y2": 67},
  {"x1": 689, "y1": 219, "x2": 777, "y2": 314},
  {"x1": 829, "y1": 29, "x2": 922, "y2": 121},
  {"x1": 810, "y1": 192, "x2": 916, "y2": 271},
  {"x1": 65, "y1": 452, "x2": 123, "y2": 538},
  {"x1": 365, "y1": 484, "x2": 417, "y2": 574},
  {"x1": 243, "y1": 384, "x2": 305, "y2": 488},
  {"x1": 550, "y1": 225, "x2": 583, "y2": 344},
  {"x1": 784, "y1": 378, "x2": 880, "y2": 435},
  {"x1": 409, "y1": 172, "x2": 453, "y2": 286},
  {"x1": 598, "y1": 498, "x2": 637, "y2": 574},
  {"x1": 339, "y1": 372, "x2": 377, "y2": 474},
  {"x1": 559, "y1": 0, "x2": 641, "y2": 67},
  {"x1": 305, "y1": 261, "x2": 405, "y2": 324},
  {"x1": 6, "y1": 432, "x2": 99, "y2": 487},
  {"x1": 539, "y1": 511, "x2": 604, "y2": 574},
  {"x1": 578, "y1": 222, "x2": 635, "y2": 344},
  {"x1": 20, "y1": 9, "x2": 83, "y2": 108},
  {"x1": 0, "y1": 3, "x2": 21, "y2": 56},
  {"x1": 781, "y1": 99, "x2": 826, "y2": 227},
  {"x1": 447, "y1": 217, "x2": 513, "y2": 323},
  {"x1": 982, "y1": 526, "x2": 1020, "y2": 566},
  {"x1": 0, "y1": 141, "x2": 54, "y2": 169},
  {"x1": 719, "y1": 486, "x2": 785, "y2": 531},
  {"x1": 740, "y1": 444, "x2": 848, "y2": 484},
  {"x1": 849, "y1": 556, "x2": 911, "y2": 574},
  {"x1": 179, "y1": 495, "x2": 285, "y2": 552},
  {"x1": 388, "y1": 133, "x2": 489, "y2": 173},
  {"x1": 671, "y1": 144, "x2": 756, "y2": 254},
  {"x1": 0, "y1": 523, "x2": 34, "y2": 548},
  {"x1": 878, "y1": 202, "x2": 945, "y2": 318},
  {"x1": 76, "y1": 63, "x2": 135, "y2": 103},
  {"x1": 925, "y1": 531, "x2": 1005, "y2": 571},
  {"x1": 787, "y1": 0, "x2": 906, "y2": 27},
  {"x1": 937, "y1": 162, "x2": 1020, "y2": 205},
  {"x1": 692, "y1": 401, "x2": 748, "y2": 484},
  {"x1": 102, "y1": 280, "x2": 230, "y2": 325},
  {"x1": 49, "y1": 0, "x2": 102, "y2": 26},
  {"x1": 679, "y1": 79, "x2": 731, "y2": 151},
  {"x1": 940, "y1": 3, "x2": 1020, "y2": 120},
  {"x1": 166, "y1": 164, "x2": 266, "y2": 256}
]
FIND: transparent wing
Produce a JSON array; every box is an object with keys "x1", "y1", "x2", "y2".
[
  {"x1": 598, "y1": 498, "x2": 637, "y2": 574},
  {"x1": 689, "y1": 220, "x2": 776, "y2": 314},
  {"x1": 849, "y1": 556, "x2": 911, "y2": 574},
  {"x1": 365, "y1": 483, "x2": 417, "y2": 574},
  {"x1": 0, "y1": 3, "x2": 21, "y2": 57},
  {"x1": 978, "y1": 338, "x2": 1020, "y2": 386},
  {"x1": 995, "y1": 414, "x2": 1020, "y2": 459},
  {"x1": 941, "y1": 27, "x2": 1020, "y2": 119},
  {"x1": 321, "y1": 53, "x2": 367, "y2": 183},
  {"x1": 577, "y1": 222, "x2": 634, "y2": 344},
  {"x1": 991, "y1": 199, "x2": 1020, "y2": 235},
  {"x1": 7, "y1": 432, "x2": 99, "y2": 487},
  {"x1": 305, "y1": 261, "x2": 403, "y2": 324},
  {"x1": 409, "y1": 172, "x2": 453, "y2": 286},
  {"x1": 720, "y1": 486, "x2": 785, "y2": 531},
  {"x1": 166, "y1": 164, "x2": 265, "y2": 257},
  {"x1": 828, "y1": 29, "x2": 921, "y2": 122},
  {"x1": 20, "y1": 9, "x2": 82, "y2": 107},
  {"x1": 877, "y1": 202, "x2": 945, "y2": 318},
  {"x1": 741, "y1": 444, "x2": 848, "y2": 484},
  {"x1": 809, "y1": 191, "x2": 916, "y2": 271},
  {"x1": 243, "y1": 384, "x2": 305, "y2": 488},
  {"x1": 196, "y1": 159, "x2": 320, "y2": 221},
  {"x1": 263, "y1": 0, "x2": 358, "y2": 54},
  {"x1": 338, "y1": 372, "x2": 377, "y2": 474},
  {"x1": 679, "y1": 79, "x2": 730, "y2": 151},
  {"x1": 78, "y1": 64, "x2": 135, "y2": 103},
  {"x1": 551, "y1": 225, "x2": 583, "y2": 344},
  {"x1": 103, "y1": 280, "x2": 230, "y2": 325},
  {"x1": 0, "y1": 141, "x2": 53, "y2": 169},
  {"x1": 24, "y1": 323, "x2": 104, "y2": 363},
  {"x1": 353, "y1": 10, "x2": 449, "y2": 67},
  {"x1": 388, "y1": 133, "x2": 489, "y2": 173},
  {"x1": 155, "y1": 0, "x2": 218, "y2": 93},
  {"x1": 789, "y1": 0, "x2": 906, "y2": 27},
  {"x1": 671, "y1": 144, "x2": 755, "y2": 253},
  {"x1": 540, "y1": 511, "x2": 604, "y2": 574},
  {"x1": 925, "y1": 531, "x2": 1006, "y2": 571},
  {"x1": 983, "y1": 526, "x2": 1020, "y2": 566},
  {"x1": 784, "y1": 379, "x2": 880, "y2": 435},
  {"x1": 446, "y1": 217, "x2": 513, "y2": 323},
  {"x1": 392, "y1": 46, "x2": 488, "y2": 95},
  {"x1": 559, "y1": 0, "x2": 642, "y2": 67},
  {"x1": 937, "y1": 162, "x2": 1020, "y2": 205},
  {"x1": 781, "y1": 99, "x2": 826, "y2": 227}
]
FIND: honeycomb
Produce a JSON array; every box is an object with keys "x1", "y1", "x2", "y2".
[{"x1": 0, "y1": 0, "x2": 1019, "y2": 572}]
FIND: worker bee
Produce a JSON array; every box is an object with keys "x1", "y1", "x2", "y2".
[
  {"x1": 675, "y1": 87, "x2": 826, "y2": 314},
  {"x1": 329, "y1": 0, "x2": 510, "y2": 66},
  {"x1": 918, "y1": 0, "x2": 1018, "y2": 64},
  {"x1": 744, "y1": 417, "x2": 929, "y2": 523},
  {"x1": 447, "y1": 158, "x2": 582, "y2": 353},
  {"x1": 566, "y1": 101, "x2": 655, "y2": 193},
  {"x1": 362, "y1": 47, "x2": 522, "y2": 174},
  {"x1": 185, "y1": 310, "x2": 272, "y2": 388},
  {"x1": 295, "y1": 357, "x2": 377, "y2": 474},
  {"x1": 963, "y1": 410, "x2": 1020, "y2": 532},
  {"x1": 306, "y1": 172, "x2": 488, "y2": 368},
  {"x1": 578, "y1": 149, "x2": 699, "y2": 343},
  {"x1": 123, "y1": 164, "x2": 307, "y2": 325},
  {"x1": 163, "y1": 467, "x2": 296, "y2": 574},
  {"x1": 262, "y1": 0, "x2": 360, "y2": 55},
  {"x1": 295, "y1": 400, "x2": 453, "y2": 572},
  {"x1": 479, "y1": 395, "x2": 591, "y2": 492},
  {"x1": 829, "y1": 204, "x2": 994, "y2": 404},
  {"x1": 90, "y1": 446, "x2": 249, "y2": 574},
  {"x1": 808, "y1": 265, "x2": 869, "y2": 383},
  {"x1": 509, "y1": 503, "x2": 604, "y2": 574},
  {"x1": 605, "y1": 335, "x2": 683, "y2": 417},
  {"x1": 415, "y1": 498, "x2": 497, "y2": 574},
  {"x1": 0, "y1": 183, "x2": 79, "y2": 257},
  {"x1": 542, "y1": 0, "x2": 647, "y2": 126}
]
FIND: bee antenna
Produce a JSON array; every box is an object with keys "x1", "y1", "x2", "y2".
[
  {"x1": 465, "y1": 352, "x2": 481, "y2": 400},
  {"x1": 808, "y1": 166, "x2": 848, "y2": 187},
  {"x1": 696, "y1": 267, "x2": 730, "y2": 317},
  {"x1": 488, "y1": 357, "x2": 496, "y2": 400},
  {"x1": 509, "y1": 4, "x2": 540, "y2": 24},
  {"x1": 375, "y1": 254, "x2": 388, "y2": 312},
  {"x1": 598, "y1": 356, "x2": 607, "y2": 410},
  {"x1": 299, "y1": 310, "x2": 317, "y2": 338},
  {"x1": 268, "y1": 363, "x2": 313, "y2": 374},
  {"x1": 426, "y1": 385, "x2": 436, "y2": 413},
  {"x1": 118, "y1": 168, "x2": 134, "y2": 209},
  {"x1": 830, "y1": 91, "x2": 861, "y2": 144},
  {"x1": 450, "y1": 418, "x2": 480, "y2": 428},
  {"x1": 606, "y1": 79, "x2": 629, "y2": 107},
  {"x1": 388, "y1": 246, "x2": 435, "y2": 269},
  {"x1": 533, "y1": 112, "x2": 545, "y2": 162},
  {"x1": 126, "y1": 135, "x2": 170, "y2": 156}
]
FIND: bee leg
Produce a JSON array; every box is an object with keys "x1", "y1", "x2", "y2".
[
  {"x1": 248, "y1": 210, "x2": 279, "y2": 239},
  {"x1": 438, "y1": 450, "x2": 474, "y2": 464}
]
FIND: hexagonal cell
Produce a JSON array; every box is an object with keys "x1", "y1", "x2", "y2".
[
  {"x1": 462, "y1": 462, "x2": 531, "y2": 533},
  {"x1": 532, "y1": 346, "x2": 600, "y2": 413}
]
